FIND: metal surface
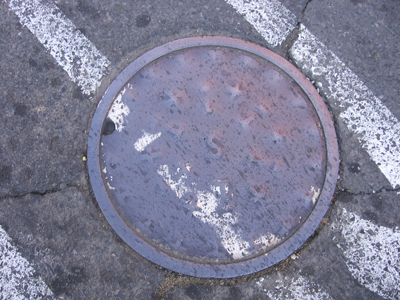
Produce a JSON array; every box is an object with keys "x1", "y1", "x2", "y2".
[{"x1": 87, "y1": 36, "x2": 339, "y2": 278}]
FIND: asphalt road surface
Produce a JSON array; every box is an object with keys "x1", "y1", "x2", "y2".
[{"x1": 0, "y1": 0, "x2": 399, "y2": 299}]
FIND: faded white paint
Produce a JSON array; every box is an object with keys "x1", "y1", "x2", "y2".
[
  {"x1": 256, "y1": 276, "x2": 265, "y2": 286},
  {"x1": 193, "y1": 187, "x2": 251, "y2": 259},
  {"x1": 265, "y1": 276, "x2": 333, "y2": 300},
  {"x1": 334, "y1": 208, "x2": 400, "y2": 300},
  {"x1": 106, "y1": 182, "x2": 116, "y2": 190},
  {"x1": 157, "y1": 164, "x2": 250, "y2": 258},
  {"x1": 310, "y1": 186, "x2": 321, "y2": 205},
  {"x1": 254, "y1": 233, "x2": 281, "y2": 247},
  {"x1": 194, "y1": 189, "x2": 220, "y2": 216},
  {"x1": 184, "y1": 162, "x2": 192, "y2": 172},
  {"x1": 134, "y1": 131, "x2": 162, "y2": 152},
  {"x1": 224, "y1": 0, "x2": 296, "y2": 47},
  {"x1": 9, "y1": 0, "x2": 110, "y2": 95},
  {"x1": 157, "y1": 165, "x2": 190, "y2": 199},
  {"x1": 157, "y1": 162, "x2": 294, "y2": 257},
  {"x1": 0, "y1": 225, "x2": 53, "y2": 299},
  {"x1": 107, "y1": 88, "x2": 130, "y2": 132},
  {"x1": 290, "y1": 25, "x2": 400, "y2": 188}
]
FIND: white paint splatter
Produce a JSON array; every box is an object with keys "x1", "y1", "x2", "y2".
[
  {"x1": 193, "y1": 188, "x2": 250, "y2": 259},
  {"x1": 194, "y1": 189, "x2": 220, "y2": 216},
  {"x1": 265, "y1": 276, "x2": 333, "y2": 300},
  {"x1": 134, "y1": 131, "x2": 162, "y2": 152},
  {"x1": 224, "y1": 0, "x2": 296, "y2": 47},
  {"x1": 290, "y1": 25, "x2": 400, "y2": 188},
  {"x1": 310, "y1": 186, "x2": 321, "y2": 205},
  {"x1": 9, "y1": 0, "x2": 110, "y2": 95},
  {"x1": 254, "y1": 233, "x2": 281, "y2": 247},
  {"x1": 106, "y1": 182, "x2": 116, "y2": 190},
  {"x1": 157, "y1": 165, "x2": 189, "y2": 199},
  {"x1": 256, "y1": 277, "x2": 265, "y2": 286},
  {"x1": 0, "y1": 225, "x2": 53, "y2": 299},
  {"x1": 184, "y1": 163, "x2": 192, "y2": 172},
  {"x1": 107, "y1": 88, "x2": 130, "y2": 132},
  {"x1": 334, "y1": 208, "x2": 400, "y2": 300},
  {"x1": 157, "y1": 164, "x2": 250, "y2": 258}
]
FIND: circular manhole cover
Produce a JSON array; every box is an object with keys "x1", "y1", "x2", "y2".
[{"x1": 87, "y1": 36, "x2": 339, "y2": 278}]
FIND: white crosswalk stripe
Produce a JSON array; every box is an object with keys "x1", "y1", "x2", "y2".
[
  {"x1": 9, "y1": 0, "x2": 110, "y2": 95},
  {"x1": 0, "y1": 225, "x2": 53, "y2": 299}
]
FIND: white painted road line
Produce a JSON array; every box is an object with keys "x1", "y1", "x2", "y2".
[
  {"x1": 0, "y1": 225, "x2": 53, "y2": 299},
  {"x1": 225, "y1": 0, "x2": 296, "y2": 47},
  {"x1": 9, "y1": 0, "x2": 110, "y2": 95},
  {"x1": 334, "y1": 208, "x2": 400, "y2": 300},
  {"x1": 291, "y1": 25, "x2": 400, "y2": 189},
  {"x1": 225, "y1": 0, "x2": 400, "y2": 189}
]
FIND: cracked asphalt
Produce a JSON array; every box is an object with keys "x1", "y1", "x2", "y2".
[{"x1": 1, "y1": 0, "x2": 399, "y2": 299}]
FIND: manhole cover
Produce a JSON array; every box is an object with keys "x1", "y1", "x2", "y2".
[{"x1": 87, "y1": 36, "x2": 339, "y2": 278}]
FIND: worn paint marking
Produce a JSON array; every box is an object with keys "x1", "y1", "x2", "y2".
[
  {"x1": 310, "y1": 186, "x2": 321, "y2": 205},
  {"x1": 290, "y1": 25, "x2": 400, "y2": 188},
  {"x1": 193, "y1": 187, "x2": 251, "y2": 259},
  {"x1": 157, "y1": 165, "x2": 190, "y2": 199},
  {"x1": 157, "y1": 163, "x2": 297, "y2": 258},
  {"x1": 9, "y1": 0, "x2": 110, "y2": 95},
  {"x1": 134, "y1": 131, "x2": 162, "y2": 152},
  {"x1": 254, "y1": 233, "x2": 281, "y2": 247},
  {"x1": 157, "y1": 164, "x2": 251, "y2": 258},
  {"x1": 334, "y1": 208, "x2": 400, "y2": 300},
  {"x1": 107, "y1": 87, "x2": 130, "y2": 132},
  {"x1": 224, "y1": 0, "x2": 296, "y2": 47},
  {"x1": 0, "y1": 225, "x2": 53, "y2": 299},
  {"x1": 264, "y1": 275, "x2": 333, "y2": 300}
]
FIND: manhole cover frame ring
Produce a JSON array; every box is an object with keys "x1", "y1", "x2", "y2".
[{"x1": 87, "y1": 36, "x2": 339, "y2": 278}]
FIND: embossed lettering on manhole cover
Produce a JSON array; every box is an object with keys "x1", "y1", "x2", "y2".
[{"x1": 87, "y1": 37, "x2": 339, "y2": 278}]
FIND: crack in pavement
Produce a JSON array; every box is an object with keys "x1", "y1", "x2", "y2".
[
  {"x1": 301, "y1": 0, "x2": 313, "y2": 17},
  {"x1": 0, "y1": 184, "x2": 84, "y2": 201},
  {"x1": 279, "y1": 25, "x2": 300, "y2": 59},
  {"x1": 279, "y1": 0, "x2": 313, "y2": 58},
  {"x1": 339, "y1": 186, "x2": 400, "y2": 197}
]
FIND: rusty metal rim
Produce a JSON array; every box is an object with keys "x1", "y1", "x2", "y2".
[{"x1": 87, "y1": 36, "x2": 339, "y2": 278}]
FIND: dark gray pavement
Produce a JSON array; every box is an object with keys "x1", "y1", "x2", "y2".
[{"x1": 0, "y1": 0, "x2": 399, "y2": 299}]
